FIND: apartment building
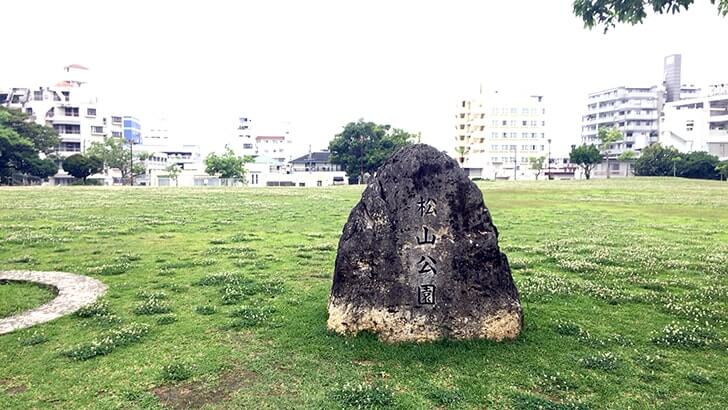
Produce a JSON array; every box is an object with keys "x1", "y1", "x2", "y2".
[
  {"x1": 232, "y1": 116, "x2": 293, "y2": 163},
  {"x1": 143, "y1": 118, "x2": 170, "y2": 145},
  {"x1": 581, "y1": 86, "x2": 662, "y2": 154},
  {"x1": 0, "y1": 64, "x2": 125, "y2": 184},
  {"x1": 454, "y1": 90, "x2": 547, "y2": 180},
  {"x1": 660, "y1": 93, "x2": 728, "y2": 160},
  {"x1": 580, "y1": 54, "x2": 706, "y2": 178}
]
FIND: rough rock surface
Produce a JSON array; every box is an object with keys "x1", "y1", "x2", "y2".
[{"x1": 328, "y1": 144, "x2": 522, "y2": 342}]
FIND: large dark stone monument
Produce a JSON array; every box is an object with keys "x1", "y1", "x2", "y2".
[{"x1": 328, "y1": 144, "x2": 522, "y2": 343}]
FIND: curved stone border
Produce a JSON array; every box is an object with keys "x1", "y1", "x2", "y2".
[{"x1": 0, "y1": 271, "x2": 107, "y2": 335}]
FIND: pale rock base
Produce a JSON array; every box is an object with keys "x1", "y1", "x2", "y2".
[{"x1": 327, "y1": 298, "x2": 522, "y2": 343}]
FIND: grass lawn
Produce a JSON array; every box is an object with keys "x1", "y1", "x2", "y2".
[
  {"x1": 0, "y1": 281, "x2": 56, "y2": 318},
  {"x1": 0, "y1": 177, "x2": 726, "y2": 409}
]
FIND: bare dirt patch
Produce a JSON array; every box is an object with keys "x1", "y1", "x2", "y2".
[
  {"x1": 152, "y1": 369, "x2": 257, "y2": 409},
  {"x1": 0, "y1": 378, "x2": 28, "y2": 395}
]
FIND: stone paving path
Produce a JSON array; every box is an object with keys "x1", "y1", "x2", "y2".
[{"x1": 0, "y1": 271, "x2": 107, "y2": 335}]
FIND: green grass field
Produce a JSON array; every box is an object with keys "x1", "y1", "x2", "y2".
[
  {"x1": 0, "y1": 281, "x2": 56, "y2": 318},
  {"x1": 0, "y1": 178, "x2": 726, "y2": 409}
]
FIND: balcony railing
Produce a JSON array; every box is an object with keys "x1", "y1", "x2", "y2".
[{"x1": 707, "y1": 130, "x2": 728, "y2": 142}]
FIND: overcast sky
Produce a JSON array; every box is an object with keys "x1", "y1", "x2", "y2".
[{"x1": 2, "y1": 0, "x2": 727, "y2": 156}]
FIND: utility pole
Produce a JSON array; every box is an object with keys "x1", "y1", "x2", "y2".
[
  {"x1": 673, "y1": 156, "x2": 681, "y2": 177},
  {"x1": 129, "y1": 140, "x2": 134, "y2": 186},
  {"x1": 513, "y1": 145, "x2": 517, "y2": 181},
  {"x1": 547, "y1": 138, "x2": 552, "y2": 180}
]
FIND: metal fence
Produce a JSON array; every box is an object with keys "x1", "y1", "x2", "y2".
[
  {"x1": 0, "y1": 173, "x2": 44, "y2": 186},
  {"x1": 193, "y1": 177, "x2": 246, "y2": 187}
]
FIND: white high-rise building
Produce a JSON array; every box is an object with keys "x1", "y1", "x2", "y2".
[
  {"x1": 580, "y1": 55, "x2": 702, "y2": 158},
  {"x1": 230, "y1": 116, "x2": 294, "y2": 164},
  {"x1": 0, "y1": 64, "x2": 125, "y2": 184},
  {"x1": 143, "y1": 118, "x2": 170, "y2": 145},
  {"x1": 660, "y1": 94, "x2": 728, "y2": 160},
  {"x1": 578, "y1": 55, "x2": 711, "y2": 178},
  {"x1": 454, "y1": 90, "x2": 548, "y2": 180},
  {"x1": 581, "y1": 86, "x2": 663, "y2": 155}
]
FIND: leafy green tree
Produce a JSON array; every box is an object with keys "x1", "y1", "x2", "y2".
[
  {"x1": 529, "y1": 156, "x2": 546, "y2": 180},
  {"x1": 598, "y1": 127, "x2": 622, "y2": 179},
  {"x1": 633, "y1": 144, "x2": 681, "y2": 176},
  {"x1": 717, "y1": 161, "x2": 728, "y2": 181},
  {"x1": 1, "y1": 107, "x2": 60, "y2": 181},
  {"x1": 204, "y1": 147, "x2": 253, "y2": 180},
  {"x1": 63, "y1": 154, "x2": 103, "y2": 183},
  {"x1": 328, "y1": 119, "x2": 415, "y2": 183},
  {"x1": 165, "y1": 163, "x2": 182, "y2": 187},
  {"x1": 1, "y1": 127, "x2": 35, "y2": 177},
  {"x1": 87, "y1": 137, "x2": 145, "y2": 184},
  {"x1": 569, "y1": 144, "x2": 601, "y2": 180},
  {"x1": 26, "y1": 156, "x2": 59, "y2": 179},
  {"x1": 678, "y1": 151, "x2": 720, "y2": 180},
  {"x1": 0, "y1": 107, "x2": 60, "y2": 154},
  {"x1": 454, "y1": 146, "x2": 470, "y2": 166},
  {"x1": 574, "y1": 0, "x2": 728, "y2": 32},
  {"x1": 617, "y1": 150, "x2": 637, "y2": 177}
]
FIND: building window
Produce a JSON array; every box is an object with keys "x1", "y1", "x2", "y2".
[
  {"x1": 530, "y1": 120, "x2": 537, "y2": 127},
  {"x1": 64, "y1": 107, "x2": 79, "y2": 117},
  {"x1": 87, "y1": 108, "x2": 96, "y2": 116},
  {"x1": 510, "y1": 108, "x2": 517, "y2": 114},
  {"x1": 91, "y1": 126, "x2": 104, "y2": 134},
  {"x1": 502, "y1": 120, "x2": 507, "y2": 126},
  {"x1": 522, "y1": 108, "x2": 529, "y2": 115},
  {"x1": 686, "y1": 120, "x2": 694, "y2": 131},
  {"x1": 57, "y1": 141, "x2": 81, "y2": 152},
  {"x1": 243, "y1": 143, "x2": 253, "y2": 149},
  {"x1": 53, "y1": 124, "x2": 81, "y2": 134},
  {"x1": 522, "y1": 121, "x2": 528, "y2": 126},
  {"x1": 112, "y1": 131, "x2": 122, "y2": 137},
  {"x1": 502, "y1": 132, "x2": 508, "y2": 138},
  {"x1": 522, "y1": 132, "x2": 528, "y2": 138},
  {"x1": 33, "y1": 91, "x2": 43, "y2": 101},
  {"x1": 510, "y1": 132, "x2": 517, "y2": 138},
  {"x1": 111, "y1": 116, "x2": 122, "y2": 123},
  {"x1": 26, "y1": 108, "x2": 33, "y2": 115}
]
